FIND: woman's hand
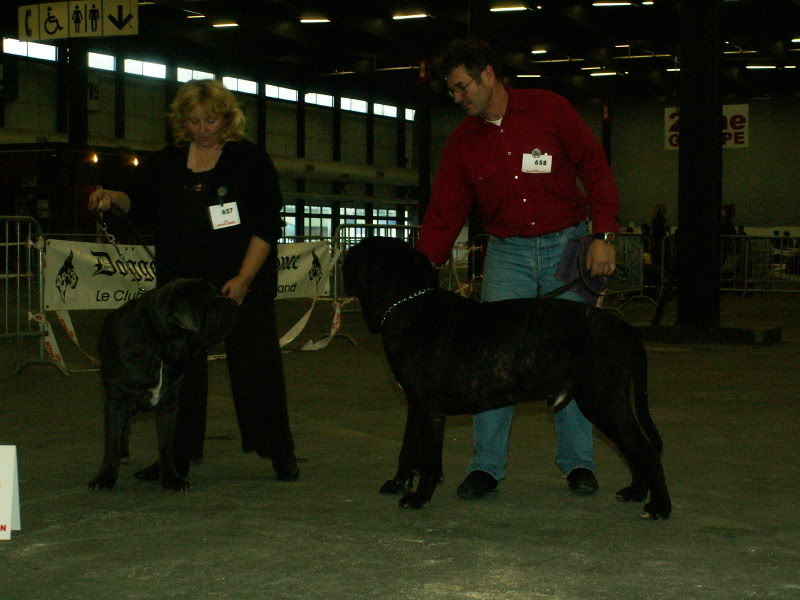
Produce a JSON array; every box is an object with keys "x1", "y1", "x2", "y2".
[
  {"x1": 221, "y1": 275, "x2": 252, "y2": 305},
  {"x1": 88, "y1": 188, "x2": 131, "y2": 214}
]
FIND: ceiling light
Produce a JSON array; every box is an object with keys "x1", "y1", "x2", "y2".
[
  {"x1": 746, "y1": 65, "x2": 777, "y2": 69},
  {"x1": 392, "y1": 13, "x2": 429, "y2": 20},
  {"x1": 666, "y1": 68, "x2": 680, "y2": 72},
  {"x1": 590, "y1": 71, "x2": 619, "y2": 76},
  {"x1": 185, "y1": 12, "x2": 205, "y2": 19},
  {"x1": 212, "y1": 22, "x2": 238, "y2": 28},
  {"x1": 533, "y1": 57, "x2": 585, "y2": 63},
  {"x1": 490, "y1": 6, "x2": 529, "y2": 11},
  {"x1": 375, "y1": 65, "x2": 419, "y2": 71},
  {"x1": 517, "y1": 74, "x2": 541, "y2": 77},
  {"x1": 784, "y1": 65, "x2": 796, "y2": 69},
  {"x1": 615, "y1": 44, "x2": 631, "y2": 48},
  {"x1": 581, "y1": 66, "x2": 602, "y2": 70},
  {"x1": 300, "y1": 18, "x2": 331, "y2": 23},
  {"x1": 530, "y1": 49, "x2": 547, "y2": 54},
  {"x1": 592, "y1": 2, "x2": 632, "y2": 6}
]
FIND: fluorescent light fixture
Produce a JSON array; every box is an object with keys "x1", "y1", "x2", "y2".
[
  {"x1": 517, "y1": 74, "x2": 542, "y2": 77},
  {"x1": 580, "y1": 66, "x2": 602, "y2": 70},
  {"x1": 666, "y1": 68, "x2": 680, "y2": 72},
  {"x1": 533, "y1": 57, "x2": 585, "y2": 63},
  {"x1": 186, "y1": 14, "x2": 205, "y2": 19},
  {"x1": 723, "y1": 49, "x2": 757, "y2": 54},
  {"x1": 746, "y1": 65, "x2": 776, "y2": 69},
  {"x1": 530, "y1": 49, "x2": 547, "y2": 54},
  {"x1": 212, "y1": 22, "x2": 238, "y2": 28},
  {"x1": 300, "y1": 18, "x2": 331, "y2": 23},
  {"x1": 375, "y1": 65, "x2": 419, "y2": 71},
  {"x1": 615, "y1": 44, "x2": 631, "y2": 48},
  {"x1": 490, "y1": 6, "x2": 529, "y2": 11},
  {"x1": 592, "y1": 2, "x2": 632, "y2": 6},
  {"x1": 784, "y1": 65, "x2": 796, "y2": 69},
  {"x1": 792, "y1": 38, "x2": 800, "y2": 43},
  {"x1": 590, "y1": 71, "x2": 618, "y2": 76},
  {"x1": 393, "y1": 13, "x2": 429, "y2": 20}
]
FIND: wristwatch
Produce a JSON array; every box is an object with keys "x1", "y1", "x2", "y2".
[{"x1": 592, "y1": 232, "x2": 617, "y2": 242}]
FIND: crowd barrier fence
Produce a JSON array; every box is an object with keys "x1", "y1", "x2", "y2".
[{"x1": 1, "y1": 216, "x2": 67, "y2": 374}]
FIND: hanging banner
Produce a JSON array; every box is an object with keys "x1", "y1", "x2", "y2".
[
  {"x1": 664, "y1": 104, "x2": 749, "y2": 150},
  {"x1": 44, "y1": 239, "x2": 330, "y2": 310}
]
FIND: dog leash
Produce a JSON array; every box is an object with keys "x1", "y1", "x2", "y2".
[{"x1": 541, "y1": 256, "x2": 628, "y2": 299}]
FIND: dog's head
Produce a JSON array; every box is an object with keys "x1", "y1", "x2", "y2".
[
  {"x1": 342, "y1": 236, "x2": 438, "y2": 333},
  {"x1": 145, "y1": 278, "x2": 238, "y2": 361}
]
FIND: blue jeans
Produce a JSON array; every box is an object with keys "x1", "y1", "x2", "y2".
[{"x1": 468, "y1": 222, "x2": 596, "y2": 481}]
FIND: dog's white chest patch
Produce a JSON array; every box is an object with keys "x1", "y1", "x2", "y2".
[{"x1": 148, "y1": 361, "x2": 165, "y2": 407}]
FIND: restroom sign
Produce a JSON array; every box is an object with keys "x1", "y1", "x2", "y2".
[
  {"x1": 18, "y1": 1, "x2": 138, "y2": 42},
  {"x1": 664, "y1": 104, "x2": 749, "y2": 150}
]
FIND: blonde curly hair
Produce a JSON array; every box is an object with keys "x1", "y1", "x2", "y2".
[{"x1": 168, "y1": 79, "x2": 245, "y2": 145}]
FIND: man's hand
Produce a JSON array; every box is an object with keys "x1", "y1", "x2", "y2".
[{"x1": 585, "y1": 239, "x2": 616, "y2": 277}]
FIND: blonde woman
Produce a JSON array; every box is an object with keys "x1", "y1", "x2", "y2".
[{"x1": 89, "y1": 79, "x2": 299, "y2": 483}]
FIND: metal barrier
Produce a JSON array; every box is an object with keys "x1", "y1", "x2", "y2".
[
  {"x1": 659, "y1": 233, "x2": 800, "y2": 295},
  {"x1": 1, "y1": 215, "x2": 65, "y2": 374}
]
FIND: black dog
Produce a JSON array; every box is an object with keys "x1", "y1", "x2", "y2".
[
  {"x1": 88, "y1": 279, "x2": 238, "y2": 492},
  {"x1": 343, "y1": 236, "x2": 671, "y2": 519}
]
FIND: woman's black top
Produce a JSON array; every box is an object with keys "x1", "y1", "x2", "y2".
[{"x1": 125, "y1": 140, "x2": 283, "y2": 299}]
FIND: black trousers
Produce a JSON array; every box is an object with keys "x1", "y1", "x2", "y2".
[{"x1": 175, "y1": 296, "x2": 295, "y2": 469}]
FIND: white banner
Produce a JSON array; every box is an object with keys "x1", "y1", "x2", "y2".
[
  {"x1": 664, "y1": 104, "x2": 749, "y2": 150},
  {"x1": 44, "y1": 239, "x2": 330, "y2": 310},
  {"x1": 0, "y1": 446, "x2": 21, "y2": 541}
]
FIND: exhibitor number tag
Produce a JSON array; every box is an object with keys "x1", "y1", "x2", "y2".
[{"x1": 209, "y1": 202, "x2": 241, "y2": 230}]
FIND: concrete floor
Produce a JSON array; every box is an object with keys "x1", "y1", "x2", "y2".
[{"x1": 1, "y1": 293, "x2": 799, "y2": 600}]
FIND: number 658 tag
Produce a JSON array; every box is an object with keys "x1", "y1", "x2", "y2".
[{"x1": 209, "y1": 201, "x2": 241, "y2": 230}]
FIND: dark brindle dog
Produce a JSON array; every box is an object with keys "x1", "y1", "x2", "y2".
[
  {"x1": 343, "y1": 236, "x2": 671, "y2": 519},
  {"x1": 88, "y1": 279, "x2": 238, "y2": 492}
]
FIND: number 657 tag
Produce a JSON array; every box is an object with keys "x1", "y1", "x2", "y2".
[{"x1": 209, "y1": 201, "x2": 241, "y2": 230}]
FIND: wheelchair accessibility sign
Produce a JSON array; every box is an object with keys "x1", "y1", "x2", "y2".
[{"x1": 18, "y1": 1, "x2": 138, "y2": 42}]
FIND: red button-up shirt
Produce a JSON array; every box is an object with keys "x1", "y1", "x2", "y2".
[{"x1": 417, "y1": 88, "x2": 620, "y2": 265}]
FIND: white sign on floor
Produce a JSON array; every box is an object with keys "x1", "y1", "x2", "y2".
[{"x1": 0, "y1": 446, "x2": 22, "y2": 541}]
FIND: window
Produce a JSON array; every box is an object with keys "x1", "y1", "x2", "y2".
[
  {"x1": 304, "y1": 205, "x2": 333, "y2": 239},
  {"x1": 222, "y1": 76, "x2": 257, "y2": 94},
  {"x1": 124, "y1": 59, "x2": 166, "y2": 79},
  {"x1": 177, "y1": 68, "x2": 215, "y2": 82},
  {"x1": 341, "y1": 97, "x2": 368, "y2": 113},
  {"x1": 374, "y1": 103, "x2": 398, "y2": 118},
  {"x1": 405, "y1": 108, "x2": 416, "y2": 121},
  {"x1": 304, "y1": 92, "x2": 334, "y2": 107},
  {"x1": 374, "y1": 208, "x2": 400, "y2": 236},
  {"x1": 265, "y1": 84, "x2": 299, "y2": 102},
  {"x1": 340, "y1": 207, "x2": 367, "y2": 240},
  {"x1": 3, "y1": 38, "x2": 57, "y2": 61},
  {"x1": 88, "y1": 52, "x2": 115, "y2": 71},
  {"x1": 280, "y1": 204, "x2": 297, "y2": 241}
]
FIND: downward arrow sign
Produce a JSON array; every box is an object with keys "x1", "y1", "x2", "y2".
[{"x1": 108, "y1": 5, "x2": 133, "y2": 30}]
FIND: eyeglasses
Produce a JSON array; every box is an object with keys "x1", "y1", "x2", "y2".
[{"x1": 446, "y1": 77, "x2": 476, "y2": 98}]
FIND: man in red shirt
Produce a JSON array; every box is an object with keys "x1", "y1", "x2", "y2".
[{"x1": 416, "y1": 39, "x2": 619, "y2": 500}]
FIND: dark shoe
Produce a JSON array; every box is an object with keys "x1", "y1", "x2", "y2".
[
  {"x1": 456, "y1": 471, "x2": 498, "y2": 500},
  {"x1": 566, "y1": 468, "x2": 599, "y2": 495},
  {"x1": 273, "y1": 456, "x2": 299, "y2": 482}
]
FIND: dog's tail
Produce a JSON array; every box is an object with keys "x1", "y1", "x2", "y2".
[{"x1": 631, "y1": 338, "x2": 663, "y2": 454}]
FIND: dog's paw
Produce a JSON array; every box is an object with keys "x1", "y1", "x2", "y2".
[
  {"x1": 641, "y1": 501, "x2": 671, "y2": 520},
  {"x1": 380, "y1": 478, "x2": 411, "y2": 495},
  {"x1": 615, "y1": 485, "x2": 648, "y2": 503},
  {"x1": 161, "y1": 476, "x2": 191, "y2": 492},
  {"x1": 398, "y1": 491, "x2": 429, "y2": 509},
  {"x1": 88, "y1": 473, "x2": 117, "y2": 491}
]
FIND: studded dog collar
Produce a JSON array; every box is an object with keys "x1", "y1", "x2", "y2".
[{"x1": 379, "y1": 288, "x2": 436, "y2": 328}]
